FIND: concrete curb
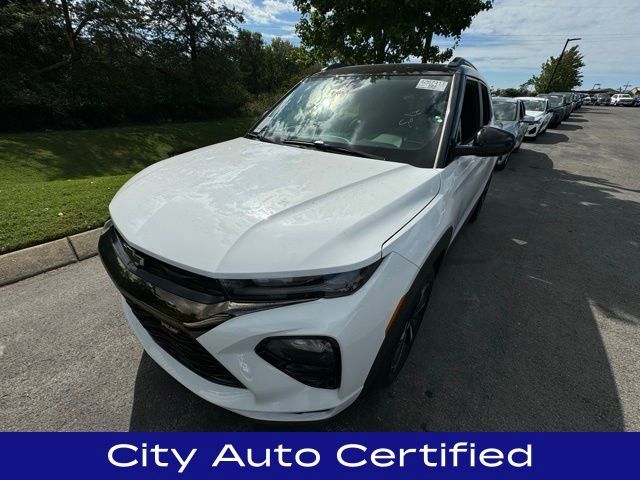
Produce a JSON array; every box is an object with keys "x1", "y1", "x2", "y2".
[{"x1": 0, "y1": 228, "x2": 102, "y2": 287}]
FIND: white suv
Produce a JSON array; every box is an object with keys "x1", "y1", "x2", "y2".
[
  {"x1": 611, "y1": 94, "x2": 634, "y2": 106},
  {"x1": 99, "y1": 58, "x2": 514, "y2": 421}
]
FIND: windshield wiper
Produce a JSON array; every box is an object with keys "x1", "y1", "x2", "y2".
[
  {"x1": 281, "y1": 139, "x2": 385, "y2": 160},
  {"x1": 245, "y1": 130, "x2": 278, "y2": 144}
]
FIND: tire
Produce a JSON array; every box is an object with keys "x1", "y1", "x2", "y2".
[
  {"x1": 495, "y1": 152, "x2": 509, "y2": 171},
  {"x1": 373, "y1": 266, "x2": 436, "y2": 387}
]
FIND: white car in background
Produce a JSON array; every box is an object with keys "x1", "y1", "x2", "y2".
[
  {"x1": 517, "y1": 97, "x2": 553, "y2": 139},
  {"x1": 610, "y1": 94, "x2": 634, "y2": 106}
]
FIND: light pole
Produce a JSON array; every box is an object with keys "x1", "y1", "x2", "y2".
[{"x1": 546, "y1": 37, "x2": 581, "y2": 92}]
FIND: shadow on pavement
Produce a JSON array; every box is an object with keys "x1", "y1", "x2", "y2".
[
  {"x1": 534, "y1": 132, "x2": 569, "y2": 145},
  {"x1": 129, "y1": 146, "x2": 635, "y2": 432},
  {"x1": 556, "y1": 123, "x2": 583, "y2": 131}
]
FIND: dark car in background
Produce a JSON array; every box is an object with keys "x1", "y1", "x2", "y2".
[
  {"x1": 594, "y1": 94, "x2": 611, "y2": 106},
  {"x1": 551, "y1": 92, "x2": 574, "y2": 114},
  {"x1": 545, "y1": 93, "x2": 573, "y2": 120},
  {"x1": 538, "y1": 94, "x2": 565, "y2": 128},
  {"x1": 492, "y1": 97, "x2": 529, "y2": 170}
]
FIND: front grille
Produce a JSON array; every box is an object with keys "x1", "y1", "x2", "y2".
[
  {"x1": 113, "y1": 228, "x2": 226, "y2": 304},
  {"x1": 127, "y1": 300, "x2": 245, "y2": 388}
]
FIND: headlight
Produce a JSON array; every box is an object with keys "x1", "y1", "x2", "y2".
[{"x1": 220, "y1": 259, "x2": 382, "y2": 301}]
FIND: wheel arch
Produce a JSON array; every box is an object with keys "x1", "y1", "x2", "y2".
[{"x1": 360, "y1": 226, "x2": 453, "y2": 392}]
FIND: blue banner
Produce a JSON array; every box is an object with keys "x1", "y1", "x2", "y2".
[{"x1": 0, "y1": 433, "x2": 636, "y2": 478}]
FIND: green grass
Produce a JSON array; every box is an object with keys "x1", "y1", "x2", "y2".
[{"x1": 0, "y1": 117, "x2": 256, "y2": 253}]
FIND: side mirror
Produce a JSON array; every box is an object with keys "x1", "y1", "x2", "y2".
[
  {"x1": 453, "y1": 126, "x2": 515, "y2": 157},
  {"x1": 523, "y1": 115, "x2": 536, "y2": 124}
]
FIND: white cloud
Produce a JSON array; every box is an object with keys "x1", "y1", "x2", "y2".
[
  {"x1": 447, "y1": 0, "x2": 640, "y2": 88},
  {"x1": 261, "y1": 33, "x2": 297, "y2": 40},
  {"x1": 223, "y1": 1, "x2": 640, "y2": 88},
  {"x1": 223, "y1": 0, "x2": 296, "y2": 25}
]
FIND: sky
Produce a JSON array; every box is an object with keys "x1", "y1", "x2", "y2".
[{"x1": 224, "y1": 0, "x2": 640, "y2": 90}]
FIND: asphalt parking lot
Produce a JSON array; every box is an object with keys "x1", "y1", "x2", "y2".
[{"x1": 1, "y1": 106, "x2": 639, "y2": 432}]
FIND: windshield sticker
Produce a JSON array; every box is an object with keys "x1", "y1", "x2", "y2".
[{"x1": 416, "y1": 78, "x2": 448, "y2": 91}]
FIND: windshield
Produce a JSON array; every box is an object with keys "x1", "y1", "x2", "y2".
[
  {"x1": 492, "y1": 101, "x2": 518, "y2": 121},
  {"x1": 523, "y1": 100, "x2": 546, "y2": 112},
  {"x1": 249, "y1": 74, "x2": 452, "y2": 168},
  {"x1": 545, "y1": 96, "x2": 563, "y2": 107}
]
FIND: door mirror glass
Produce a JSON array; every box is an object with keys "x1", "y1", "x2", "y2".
[{"x1": 453, "y1": 126, "x2": 515, "y2": 157}]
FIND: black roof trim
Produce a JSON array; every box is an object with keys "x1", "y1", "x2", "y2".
[
  {"x1": 448, "y1": 57, "x2": 477, "y2": 70},
  {"x1": 322, "y1": 63, "x2": 350, "y2": 71},
  {"x1": 314, "y1": 63, "x2": 454, "y2": 76}
]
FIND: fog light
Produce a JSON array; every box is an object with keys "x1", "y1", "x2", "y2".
[{"x1": 255, "y1": 337, "x2": 341, "y2": 389}]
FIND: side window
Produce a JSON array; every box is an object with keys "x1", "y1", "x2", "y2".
[
  {"x1": 480, "y1": 83, "x2": 492, "y2": 125},
  {"x1": 459, "y1": 80, "x2": 481, "y2": 144}
]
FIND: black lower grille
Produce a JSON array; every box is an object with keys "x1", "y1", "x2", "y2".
[{"x1": 127, "y1": 300, "x2": 245, "y2": 388}]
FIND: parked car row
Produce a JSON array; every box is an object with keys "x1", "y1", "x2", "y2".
[
  {"x1": 490, "y1": 90, "x2": 591, "y2": 169},
  {"x1": 583, "y1": 93, "x2": 640, "y2": 106}
]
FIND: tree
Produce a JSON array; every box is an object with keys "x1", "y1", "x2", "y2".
[
  {"x1": 146, "y1": 0, "x2": 242, "y2": 84},
  {"x1": 293, "y1": 0, "x2": 492, "y2": 64},
  {"x1": 234, "y1": 29, "x2": 265, "y2": 94},
  {"x1": 529, "y1": 45, "x2": 585, "y2": 93},
  {"x1": 493, "y1": 87, "x2": 529, "y2": 98},
  {"x1": 0, "y1": 0, "x2": 318, "y2": 131}
]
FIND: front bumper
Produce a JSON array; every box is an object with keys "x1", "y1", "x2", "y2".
[
  {"x1": 525, "y1": 123, "x2": 542, "y2": 138},
  {"x1": 102, "y1": 225, "x2": 418, "y2": 421}
]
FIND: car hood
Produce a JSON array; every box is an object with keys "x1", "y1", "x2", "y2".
[
  {"x1": 525, "y1": 111, "x2": 547, "y2": 119},
  {"x1": 495, "y1": 120, "x2": 519, "y2": 134},
  {"x1": 110, "y1": 137, "x2": 440, "y2": 278}
]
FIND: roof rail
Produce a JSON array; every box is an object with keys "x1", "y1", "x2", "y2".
[
  {"x1": 448, "y1": 57, "x2": 477, "y2": 70},
  {"x1": 321, "y1": 63, "x2": 349, "y2": 71}
]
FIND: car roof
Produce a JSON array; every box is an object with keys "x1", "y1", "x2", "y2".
[
  {"x1": 312, "y1": 61, "x2": 488, "y2": 83},
  {"x1": 492, "y1": 96, "x2": 520, "y2": 102},
  {"x1": 517, "y1": 96, "x2": 546, "y2": 101},
  {"x1": 315, "y1": 63, "x2": 450, "y2": 76}
]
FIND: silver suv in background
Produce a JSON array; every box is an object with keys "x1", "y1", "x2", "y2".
[{"x1": 611, "y1": 94, "x2": 635, "y2": 107}]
